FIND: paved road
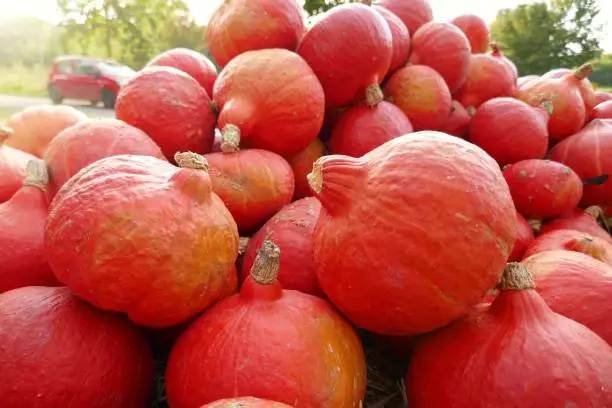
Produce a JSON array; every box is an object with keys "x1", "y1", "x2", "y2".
[{"x1": 0, "y1": 94, "x2": 115, "y2": 118}]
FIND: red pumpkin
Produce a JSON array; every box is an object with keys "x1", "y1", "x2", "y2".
[
  {"x1": 384, "y1": 65, "x2": 452, "y2": 131},
  {"x1": 206, "y1": 0, "x2": 305, "y2": 68},
  {"x1": 376, "y1": 0, "x2": 433, "y2": 35},
  {"x1": 408, "y1": 22, "x2": 471, "y2": 93},
  {"x1": 508, "y1": 211, "x2": 535, "y2": 262},
  {"x1": 440, "y1": 100, "x2": 471, "y2": 138},
  {"x1": 524, "y1": 229, "x2": 612, "y2": 265},
  {"x1": 539, "y1": 206, "x2": 612, "y2": 243},
  {"x1": 454, "y1": 54, "x2": 516, "y2": 109},
  {"x1": 591, "y1": 100, "x2": 612, "y2": 120},
  {"x1": 297, "y1": 4, "x2": 392, "y2": 108},
  {"x1": 329, "y1": 101, "x2": 413, "y2": 157},
  {"x1": 44, "y1": 118, "x2": 166, "y2": 199},
  {"x1": 373, "y1": 5, "x2": 410, "y2": 75},
  {"x1": 0, "y1": 160, "x2": 59, "y2": 293},
  {"x1": 543, "y1": 66, "x2": 597, "y2": 114},
  {"x1": 44, "y1": 153, "x2": 239, "y2": 328},
  {"x1": 0, "y1": 286, "x2": 154, "y2": 407},
  {"x1": 450, "y1": 14, "x2": 490, "y2": 54},
  {"x1": 518, "y1": 64, "x2": 592, "y2": 141},
  {"x1": 523, "y1": 250, "x2": 612, "y2": 345},
  {"x1": 503, "y1": 159, "x2": 583, "y2": 219},
  {"x1": 406, "y1": 263, "x2": 612, "y2": 407},
  {"x1": 241, "y1": 198, "x2": 323, "y2": 296},
  {"x1": 165, "y1": 240, "x2": 366, "y2": 408},
  {"x1": 146, "y1": 48, "x2": 218, "y2": 97},
  {"x1": 594, "y1": 90, "x2": 612, "y2": 106},
  {"x1": 288, "y1": 138, "x2": 325, "y2": 200},
  {"x1": 0, "y1": 126, "x2": 36, "y2": 203},
  {"x1": 549, "y1": 119, "x2": 612, "y2": 207},
  {"x1": 205, "y1": 138, "x2": 295, "y2": 233},
  {"x1": 468, "y1": 97, "x2": 549, "y2": 165},
  {"x1": 214, "y1": 48, "x2": 324, "y2": 157},
  {"x1": 202, "y1": 397, "x2": 293, "y2": 408},
  {"x1": 116, "y1": 66, "x2": 216, "y2": 162},
  {"x1": 489, "y1": 42, "x2": 518, "y2": 82},
  {"x1": 308, "y1": 132, "x2": 516, "y2": 335}
]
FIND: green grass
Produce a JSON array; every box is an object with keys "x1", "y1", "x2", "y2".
[{"x1": 0, "y1": 64, "x2": 48, "y2": 97}]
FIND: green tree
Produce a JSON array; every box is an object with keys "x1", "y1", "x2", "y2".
[
  {"x1": 302, "y1": 0, "x2": 357, "y2": 15},
  {"x1": 491, "y1": 0, "x2": 603, "y2": 75}
]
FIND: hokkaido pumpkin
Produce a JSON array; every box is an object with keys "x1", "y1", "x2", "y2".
[
  {"x1": 489, "y1": 42, "x2": 518, "y2": 82},
  {"x1": 44, "y1": 153, "x2": 239, "y2": 328},
  {"x1": 454, "y1": 54, "x2": 516, "y2": 109},
  {"x1": 241, "y1": 198, "x2": 323, "y2": 296},
  {"x1": 0, "y1": 126, "x2": 35, "y2": 203},
  {"x1": 214, "y1": 48, "x2": 325, "y2": 157},
  {"x1": 206, "y1": 0, "x2": 306, "y2": 68},
  {"x1": 202, "y1": 398, "x2": 292, "y2": 408},
  {"x1": 523, "y1": 250, "x2": 612, "y2": 345},
  {"x1": 406, "y1": 263, "x2": 612, "y2": 407},
  {"x1": 297, "y1": 3, "x2": 393, "y2": 108},
  {"x1": 539, "y1": 206, "x2": 611, "y2": 243},
  {"x1": 523, "y1": 229, "x2": 612, "y2": 266},
  {"x1": 0, "y1": 286, "x2": 154, "y2": 407},
  {"x1": 0, "y1": 159, "x2": 59, "y2": 293},
  {"x1": 287, "y1": 138, "x2": 325, "y2": 200},
  {"x1": 3, "y1": 105, "x2": 86, "y2": 157},
  {"x1": 373, "y1": 5, "x2": 410, "y2": 75},
  {"x1": 165, "y1": 240, "x2": 366, "y2": 408},
  {"x1": 44, "y1": 118, "x2": 166, "y2": 199},
  {"x1": 116, "y1": 66, "x2": 216, "y2": 162},
  {"x1": 450, "y1": 14, "x2": 490, "y2": 54},
  {"x1": 542, "y1": 66, "x2": 597, "y2": 114},
  {"x1": 308, "y1": 132, "x2": 516, "y2": 335},
  {"x1": 376, "y1": 0, "x2": 433, "y2": 35}
]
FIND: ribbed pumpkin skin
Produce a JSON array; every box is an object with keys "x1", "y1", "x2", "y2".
[
  {"x1": 311, "y1": 132, "x2": 516, "y2": 335},
  {"x1": 201, "y1": 397, "x2": 293, "y2": 408},
  {"x1": 523, "y1": 250, "x2": 612, "y2": 345},
  {"x1": 44, "y1": 155, "x2": 239, "y2": 328},
  {"x1": 206, "y1": 0, "x2": 305, "y2": 68},
  {"x1": 450, "y1": 14, "x2": 490, "y2": 54},
  {"x1": 0, "y1": 286, "x2": 154, "y2": 408}
]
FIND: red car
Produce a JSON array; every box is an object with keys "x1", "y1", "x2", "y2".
[{"x1": 47, "y1": 56, "x2": 136, "y2": 109}]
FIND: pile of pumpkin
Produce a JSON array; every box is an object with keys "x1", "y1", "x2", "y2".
[{"x1": 2, "y1": 0, "x2": 612, "y2": 406}]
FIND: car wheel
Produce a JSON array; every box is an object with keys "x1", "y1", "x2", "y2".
[
  {"x1": 48, "y1": 85, "x2": 63, "y2": 105},
  {"x1": 101, "y1": 89, "x2": 116, "y2": 110}
]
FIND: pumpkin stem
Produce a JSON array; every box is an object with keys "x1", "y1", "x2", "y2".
[
  {"x1": 22, "y1": 159, "x2": 49, "y2": 190},
  {"x1": 0, "y1": 126, "x2": 13, "y2": 145},
  {"x1": 307, "y1": 161, "x2": 323, "y2": 194},
  {"x1": 566, "y1": 237, "x2": 606, "y2": 262},
  {"x1": 585, "y1": 205, "x2": 604, "y2": 219},
  {"x1": 238, "y1": 237, "x2": 250, "y2": 256},
  {"x1": 220, "y1": 124, "x2": 241, "y2": 153},
  {"x1": 250, "y1": 240, "x2": 280, "y2": 285},
  {"x1": 490, "y1": 42, "x2": 501, "y2": 56},
  {"x1": 538, "y1": 99, "x2": 554, "y2": 116},
  {"x1": 365, "y1": 83, "x2": 384, "y2": 108},
  {"x1": 527, "y1": 219, "x2": 542, "y2": 234},
  {"x1": 174, "y1": 152, "x2": 209, "y2": 171},
  {"x1": 498, "y1": 263, "x2": 536, "y2": 291},
  {"x1": 573, "y1": 63, "x2": 593, "y2": 80}
]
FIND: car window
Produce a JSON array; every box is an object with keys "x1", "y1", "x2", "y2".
[
  {"x1": 57, "y1": 60, "x2": 73, "y2": 74},
  {"x1": 74, "y1": 60, "x2": 99, "y2": 76}
]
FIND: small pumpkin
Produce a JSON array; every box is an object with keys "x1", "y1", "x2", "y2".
[
  {"x1": 489, "y1": 42, "x2": 518, "y2": 82},
  {"x1": 523, "y1": 229, "x2": 612, "y2": 266},
  {"x1": 376, "y1": 0, "x2": 433, "y2": 35},
  {"x1": 373, "y1": 5, "x2": 410, "y2": 75},
  {"x1": 0, "y1": 126, "x2": 36, "y2": 203},
  {"x1": 454, "y1": 54, "x2": 516, "y2": 109},
  {"x1": 539, "y1": 206, "x2": 611, "y2": 243},
  {"x1": 450, "y1": 14, "x2": 490, "y2": 54}
]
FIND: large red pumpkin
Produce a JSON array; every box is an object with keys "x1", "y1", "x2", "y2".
[
  {"x1": 0, "y1": 286, "x2": 154, "y2": 407},
  {"x1": 214, "y1": 48, "x2": 324, "y2": 157},
  {"x1": 406, "y1": 263, "x2": 612, "y2": 407},
  {"x1": 454, "y1": 54, "x2": 516, "y2": 109},
  {"x1": 440, "y1": 100, "x2": 471, "y2": 138},
  {"x1": 523, "y1": 229, "x2": 612, "y2": 266},
  {"x1": 297, "y1": 4, "x2": 392, "y2": 108},
  {"x1": 523, "y1": 250, "x2": 612, "y2": 345},
  {"x1": 44, "y1": 118, "x2": 166, "y2": 199},
  {"x1": 373, "y1": 5, "x2": 410, "y2": 75},
  {"x1": 205, "y1": 139, "x2": 295, "y2": 233},
  {"x1": 0, "y1": 126, "x2": 36, "y2": 203},
  {"x1": 503, "y1": 159, "x2": 583, "y2": 219},
  {"x1": 116, "y1": 66, "x2": 216, "y2": 161},
  {"x1": 165, "y1": 240, "x2": 366, "y2": 408},
  {"x1": 241, "y1": 198, "x2": 323, "y2": 296},
  {"x1": 539, "y1": 206, "x2": 611, "y2": 243},
  {"x1": 328, "y1": 101, "x2": 413, "y2": 157},
  {"x1": 146, "y1": 48, "x2": 218, "y2": 97},
  {"x1": 408, "y1": 22, "x2": 471, "y2": 93},
  {"x1": 308, "y1": 132, "x2": 516, "y2": 335},
  {"x1": 468, "y1": 97, "x2": 549, "y2": 165},
  {"x1": 384, "y1": 65, "x2": 452, "y2": 131},
  {"x1": 206, "y1": 0, "x2": 305, "y2": 68},
  {"x1": 287, "y1": 138, "x2": 325, "y2": 200},
  {"x1": 201, "y1": 398, "x2": 292, "y2": 408},
  {"x1": 376, "y1": 0, "x2": 433, "y2": 35},
  {"x1": 44, "y1": 153, "x2": 239, "y2": 328},
  {"x1": 450, "y1": 14, "x2": 490, "y2": 54},
  {"x1": 508, "y1": 211, "x2": 535, "y2": 262},
  {"x1": 0, "y1": 160, "x2": 59, "y2": 293},
  {"x1": 549, "y1": 119, "x2": 612, "y2": 207}
]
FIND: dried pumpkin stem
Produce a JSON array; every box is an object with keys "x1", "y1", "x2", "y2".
[
  {"x1": 365, "y1": 83, "x2": 384, "y2": 108},
  {"x1": 0, "y1": 126, "x2": 13, "y2": 145},
  {"x1": 527, "y1": 219, "x2": 542, "y2": 234},
  {"x1": 307, "y1": 160, "x2": 323, "y2": 194},
  {"x1": 567, "y1": 238, "x2": 603, "y2": 260},
  {"x1": 490, "y1": 42, "x2": 501, "y2": 56},
  {"x1": 220, "y1": 124, "x2": 241, "y2": 153},
  {"x1": 174, "y1": 152, "x2": 209, "y2": 171},
  {"x1": 250, "y1": 240, "x2": 281, "y2": 285},
  {"x1": 238, "y1": 237, "x2": 250, "y2": 256},
  {"x1": 22, "y1": 159, "x2": 49, "y2": 190},
  {"x1": 585, "y1": 205, "x2": 604, "y2": 219},
  {"x1": 498, "y1": 263, "x2": 536, "y2": 291},
  {"x1": 574, "y1": 63, "x2": 593, "y2": 80}
]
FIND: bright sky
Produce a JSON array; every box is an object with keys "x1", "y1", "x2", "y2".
[{"x1": 1, "y1": 0, "x2": 610, "y2": 50}]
